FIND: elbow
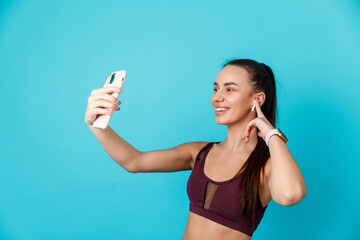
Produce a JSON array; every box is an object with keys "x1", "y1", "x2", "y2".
[
  {"x1": 125, "y1": 164, "x2": 139, "y2": 173},
  {"x1": 279, "y1": 187, "x2": 307, "y2": 206},
  {"x1": 116, "y1": 160, "x2": 139, "y2": 173},
  {"x1": 127, "y1": 169, "x2": 138, "y2": 174}
]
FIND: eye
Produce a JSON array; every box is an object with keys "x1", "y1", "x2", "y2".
[
  {"x1": 213, "y1": 88, "x2": 219, "y2": 92},
  {"x1": 226, "y1": 88, "x2": 234, "y2": 92}
]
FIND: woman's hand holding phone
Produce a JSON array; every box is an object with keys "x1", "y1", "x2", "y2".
[{"x1": 85, "y1": 74, "x2": 123, "y2": 126}]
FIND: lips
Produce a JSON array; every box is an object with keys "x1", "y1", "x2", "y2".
[
  {"x1": 214, "y1": 106, "x2": 230, "y2": 115},
  {"x1": 214, "y1": 105, "x2": 230, "y2": 110}
]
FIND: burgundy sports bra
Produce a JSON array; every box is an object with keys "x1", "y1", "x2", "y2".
[{"x1": 186, "y1": 142, "x2": 268, "y2": 236}]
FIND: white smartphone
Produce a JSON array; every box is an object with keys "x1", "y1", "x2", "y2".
[{"x1": 93, "y1": 70, "x2": 126, "y2": 129}]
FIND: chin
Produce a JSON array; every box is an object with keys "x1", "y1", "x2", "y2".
[{"x1": 215, "y1": 117, "x2": 231, "y2": 125}]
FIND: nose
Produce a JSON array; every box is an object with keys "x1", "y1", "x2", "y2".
[{"x1": 213, "y1": 91, "x2": 224, "y2": 102}]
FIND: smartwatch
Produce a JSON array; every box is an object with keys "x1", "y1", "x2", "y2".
[{"x1": 265, "y1": 129, "x2": 288, "y2": 146}]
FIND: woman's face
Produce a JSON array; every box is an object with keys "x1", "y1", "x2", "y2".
[{"x1": 211, "y1": 65, "x2": 257, "y2": 125}]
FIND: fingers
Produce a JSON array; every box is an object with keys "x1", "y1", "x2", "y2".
[
  {"x1": 85, "y1": 85, "x2": 123, "y2": 125},
  {"x1": 93, "y1": 92, "x2": 121, "y2": 105},
  {"x1": 92, "y1": 99, "x2": 120, "y2": 110},
  {"x1": 241, "y1": 100, "x2": 266, "y2": 143},
  {"x1": 257, "y1": 131, "x2": 264, "y2": 138},
  {"x1": 241, "y1": 120, "x2": 256, "y2": 143},
  {"x1": 88, "y1": 87, "x2": 123, "y2": 112},
  {"x1": 254, "y1": 98, "x2": 265, "y2": 118},
  {"x1": 94, "y1": 107, "x2": 116, "y2": 116},
  {"x1": 91, "y1": 86, "x2": 122, "y2": 96}
]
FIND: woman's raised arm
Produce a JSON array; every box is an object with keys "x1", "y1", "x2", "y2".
[{"x1": 85, "y1": 84, "x2": 207, "y2": 173}]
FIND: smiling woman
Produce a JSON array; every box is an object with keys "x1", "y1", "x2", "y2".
[
  {"x1": 211, "y1": 59, "x2": 279, "y2": 231},
  {"x1": 85, "y1": 58, "x2": 306, "y2": 240}
]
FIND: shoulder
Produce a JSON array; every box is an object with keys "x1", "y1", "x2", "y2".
[{"x1": 182, "y1": 141, "x2": 211, "y2": 170}]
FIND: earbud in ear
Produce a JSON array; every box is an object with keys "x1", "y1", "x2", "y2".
[{"x1": 251, "y1": 102, "x2": 256, "y2": 111}]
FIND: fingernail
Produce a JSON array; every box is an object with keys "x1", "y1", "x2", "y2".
[{"x1": 116, "y1": 100, "x2": 120, "y2": 104}]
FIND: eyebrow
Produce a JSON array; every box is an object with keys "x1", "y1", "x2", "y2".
[{"x1": 213, "y1": 81, "x2": 239, "y2": 87}]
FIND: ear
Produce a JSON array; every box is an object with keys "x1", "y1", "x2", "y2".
[{"x1": 255, "y1": 92, "x2": 266, "y2": 107}]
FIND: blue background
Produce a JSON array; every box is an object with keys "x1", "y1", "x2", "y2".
[{"x1": 1, "y1": 0, "x2": 359, "y2": 239}]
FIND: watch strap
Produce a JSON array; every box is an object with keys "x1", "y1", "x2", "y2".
[{"x1": 265, "y1": 129, "x2": 287, "y2": 146}]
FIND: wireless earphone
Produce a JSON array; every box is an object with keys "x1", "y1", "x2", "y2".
[
  {"x1": 251, "y1": 102, "x2": 256, "y2": 111},
  {"x1": 251, "y1": 98, "x2": 259, "y2": 112}
]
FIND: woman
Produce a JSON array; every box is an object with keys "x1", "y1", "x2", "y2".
[{"x1": 85, "y1": 59, "x2": 307, "y2": 239}]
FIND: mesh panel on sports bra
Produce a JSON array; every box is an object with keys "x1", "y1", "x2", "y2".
[
  {"x1": 203, "y1": 181, "x2": 218, "y2": 210},
  {"x1": 188, "y1": 142, "x2": 267, "y2": 236},
  {"x1": 198, "y1": 143, "x2": 220, "y2": 210}
]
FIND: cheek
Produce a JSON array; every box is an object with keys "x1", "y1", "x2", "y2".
[
  {"x1": 229, "y1": 95, "x2": 247, "y2": 106},
  {"x1": 229, "y1": 98, "x2": 249, "y2": 114}
]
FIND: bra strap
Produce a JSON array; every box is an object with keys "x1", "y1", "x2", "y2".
[{"x1": 195, "y1": 142, "x2": 213, "y2": 161}]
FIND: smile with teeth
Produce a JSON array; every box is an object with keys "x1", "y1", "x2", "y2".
[{"x1": 215, "y1": 107, "x2": 230, "y2": 112}]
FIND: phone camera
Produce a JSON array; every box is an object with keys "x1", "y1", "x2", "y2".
[{"x1": 110, "y1": 73, "x2": 116, "y2": 84}]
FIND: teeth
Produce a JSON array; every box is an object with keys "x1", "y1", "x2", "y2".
[{"x1": 216, "y1": 108, "x2": 227, "y2": 112}]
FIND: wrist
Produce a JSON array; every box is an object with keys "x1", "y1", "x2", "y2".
[
  {"x1": 267, "y1": 134, "x2": 281, "y2": 146},
  {"x1": 265, "y1": 128, "x2": 288, "y2": 146}
]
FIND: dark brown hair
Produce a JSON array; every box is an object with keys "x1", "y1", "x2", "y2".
[{"x1": 222, "y1": 58, "x2": 277, "y2": 231}]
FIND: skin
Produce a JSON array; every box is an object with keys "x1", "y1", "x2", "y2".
[
  {"x1": 182, "y1": 65, "x2": 271, "y2": 239},
  {"x1": 211, "y1": 65, "x2": 266, "y2": 151},
  {"x1": 85, "y1": 65, "x2": 306, "y2": 239},
  {"x1": 183, "y1": 65, "x2": 307, "y2": 239}
]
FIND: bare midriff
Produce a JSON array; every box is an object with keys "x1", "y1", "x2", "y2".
[{"x1": 182, "y1": 211, "x2": 252, "y2": 240}]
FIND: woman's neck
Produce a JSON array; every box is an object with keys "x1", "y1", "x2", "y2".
[{"x1": 220, "y1": 119, "x2": 258, "y2": 153}]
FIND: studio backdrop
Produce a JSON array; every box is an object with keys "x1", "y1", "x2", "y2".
[{"x1": 0, "y1": 0, "x2": 359, "y2": 239}]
